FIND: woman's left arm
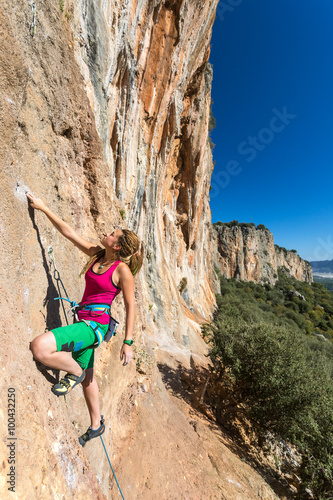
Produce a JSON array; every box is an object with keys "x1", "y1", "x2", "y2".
[{"x1": 119, "y1": 264, "x2": 135, "y2": 366}]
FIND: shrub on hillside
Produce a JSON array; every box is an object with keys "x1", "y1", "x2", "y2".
[
  {"x1": 204, "y1": 271, "x2": 333, "y2": 497},
  {"x1": 206, "y1": 318, "x2": 333, "y2": 498}
]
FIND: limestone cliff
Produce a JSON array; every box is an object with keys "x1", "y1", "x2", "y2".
[
  {"x1": 275, "y1": 245, "x2": 313, "y2": 283},
  {"x1": 213, "y1": 224, "x2": 313, "y2": 285},
  {"x1": 0, "y1": 1, "x2": 283, "y2": 499}
]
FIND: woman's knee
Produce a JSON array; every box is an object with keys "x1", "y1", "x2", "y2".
[
  {"x1": 30, "y1": 332, "x2": 56, "y2": 360},
  {"x1": 30, "y1": 336, "x2": 42, "y2": 360}
]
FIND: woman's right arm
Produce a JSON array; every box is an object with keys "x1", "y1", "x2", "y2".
[{"x1": 27, "y1": 193, "x2": 101, "y2": 257}]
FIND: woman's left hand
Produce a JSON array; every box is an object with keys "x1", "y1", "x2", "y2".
[{"x1": 120, "y1": 344, "x2": 133, "y2": 366}]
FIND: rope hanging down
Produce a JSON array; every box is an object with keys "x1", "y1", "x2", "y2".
[
  {"x1": 100, "y1": 436, "x2": 126, "y2": 500},
  {"x1": 47, "y1": 246, "x2": 126, "y2": 499}
]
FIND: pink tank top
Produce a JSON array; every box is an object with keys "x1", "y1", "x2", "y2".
[{"x1": 78, "y1": 259, "x2": 122, "y2": 324}]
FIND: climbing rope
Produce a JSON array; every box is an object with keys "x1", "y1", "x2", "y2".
[
  {"x1": 48, "y1": 246, "x2": 126, "y2": 499},
  {"x1": 30, "y1": 2, "x2": 37, "y2": 37},
  {"x1": 100, "y1": 436, "x2": 126, "y2": 500},
  {"x1": 48, "y1": 246, "x2": 79, "y2": 325}
]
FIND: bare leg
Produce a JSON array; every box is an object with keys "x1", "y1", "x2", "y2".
[
  {"x1": 81, "y1": 368, "x2": 102, "y2": 429},
  {"x1": 30, "y1": 332, "x2": 83, "y2": 377}
]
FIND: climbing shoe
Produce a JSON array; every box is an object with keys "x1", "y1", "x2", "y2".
[
  {"x1": 51, "y1": 370, "x2": 86, "y2": 397},
  {"x1": 79, "y1": 416, "x2": 105, "y2": 447}
]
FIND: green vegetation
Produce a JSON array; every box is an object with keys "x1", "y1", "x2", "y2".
[
  {"x1": 208, "y1": 102, "x2": 216, "y2": 133},
  {"x1": 213, "y1": 221, "x2": 270, "y2": 231},
  {"x1": 275, "y1": 243, "x2": 288, "y2": 255},
  {"x1": 275, "y1": 245, "x2": 300, "y2": 257},
  {"x1": 313, "y1": 276, "x2": 333, "y2": 292},
  {"x1": 208, "y1": 98, "x2": 216, "y2": 150},
  {"x1": 208, "y1": 270, "x2": 333, "y2": 340},
  {"x1": 134, "y1": 346, "x2": 153, "y2": 374},
  {"x1": 179, "y1": 277, "x2": 188, "y2": 293},
  {"x1": 59, "y1": 1, "x2": 70, "y2": 21},
  {"x1": 214, "y1": 220, "x2": 255, "y2": 229},
  {"x1": 120, "y1": 209, "x2": 126, "y2": 220},
  {"x1": 275, "y1": 244, "x2": 301, "y2": 257},
  {"x1": 203, "y1": 270, "x2": 333, "y2": 498}
]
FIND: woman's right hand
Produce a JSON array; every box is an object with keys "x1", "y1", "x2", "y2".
[{"x1": 27, "y1": 193, "x2": 47, "y2": 212}]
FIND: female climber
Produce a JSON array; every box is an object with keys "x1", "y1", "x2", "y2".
[{"x1": 27, "y1": 193, "x2": 142, "y2": 446}]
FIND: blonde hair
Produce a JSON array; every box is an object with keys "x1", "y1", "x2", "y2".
[{"x1": 79, "y1": 229, "x2": 143, "y2": 277}]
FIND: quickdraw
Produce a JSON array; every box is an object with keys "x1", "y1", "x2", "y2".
[{"x1": 30, "y1": 2, "x2": 37, "y2": 36}]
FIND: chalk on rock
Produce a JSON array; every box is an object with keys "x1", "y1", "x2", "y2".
[{"x1": 14, "y1": 181, "x2": 30, "y2": 202}]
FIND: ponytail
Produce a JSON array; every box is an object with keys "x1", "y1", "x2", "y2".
[{"x1": 117, "y1": 229, "x2": 143, "y2": 276}]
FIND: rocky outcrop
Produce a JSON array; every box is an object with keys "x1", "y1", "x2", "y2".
[
  {"x1": 214, "y1": 224, "x2": 313, "y2": 285},
  {"x1": 0, "y1": 1, "x2": 286, "y2": 498},
  {"x1": 275, "y1": 245, "x2": 313, "y2": 283}
]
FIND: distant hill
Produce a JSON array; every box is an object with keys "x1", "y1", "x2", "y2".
[{"x1": 310, "y1": 259, "x2": 333, "y2": 273}]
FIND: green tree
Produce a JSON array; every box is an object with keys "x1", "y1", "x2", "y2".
[{"x1": 203, "y1": 270, "x2": 333, "y2": 497}]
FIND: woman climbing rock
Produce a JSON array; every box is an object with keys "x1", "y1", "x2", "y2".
[{"x1": 27, "y1": 193, "x2": 142, "y2": 446}]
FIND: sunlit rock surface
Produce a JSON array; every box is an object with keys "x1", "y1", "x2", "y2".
[
  {"x1": 0, "y1": 1, "x2": 284, "y2": 498},
  {"x1": 214, "y1": 225, "x2": 313, "y2": 285}
]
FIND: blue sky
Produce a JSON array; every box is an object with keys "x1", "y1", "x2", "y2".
[{"x1": 209, "y1": 0, "x2": 333, "y2": 262}]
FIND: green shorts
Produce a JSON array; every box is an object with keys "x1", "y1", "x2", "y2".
[{"x1": 51, "y1": 321, "x2": 109, "y2": 370}]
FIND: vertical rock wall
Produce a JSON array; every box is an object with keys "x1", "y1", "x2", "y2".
[
  {"x1": 71, "y1": 0, "x2": 219, "y2": 338},
  {"x1": 0, "y1": 1, "x2": 223, "y2": 498},
  {"x1": 214, "y1": 224, "x2": 313, "y2": 285}
]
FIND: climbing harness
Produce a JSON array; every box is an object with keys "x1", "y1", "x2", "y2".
[
  {"x1": 74, "y1": 304, "x2": 119, "y2": 346},
  {"x1": 48, "y1": 247, "x2": 126, "y2": 498},
  {"x1": 48, "y1": 247, "x2": 119, "y2": 346},
  {"x1": 82, "y1": 318, "x2": 106, "y2": 348},
  {"x1": 30, "y1": 2, "x2": 37, "y2": 37}
]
